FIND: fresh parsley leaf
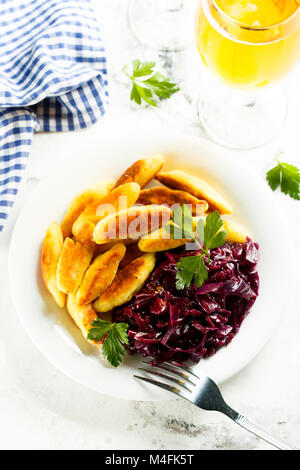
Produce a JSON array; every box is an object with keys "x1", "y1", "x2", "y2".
[
  {"x1": 113, "y1": 322, "x2": 129, "y2": 345},
  {"x1": 143, "y1": 72, "x2": 179, "y2": 99},
  {"x1": 194, "y1": 255, "x2": 208, "y2": 287},
  {"x1": 204, "y1": 211, "x2": 227, "y2": 251},
  {"x1": 134, "y1": 83, "x2": 157, "y2": 107},
  {"x1": 87, "y1": 319, "x2": 113, "y2": 341},
  {"x1": 266, "y1": 161, "x2": 300, "y2": 200},
  {"x1": 87, "y1": 319, "x2": 129, "y2": 367},
  {"x1": 176, "y1": 255, "x2": 208, "y2": 290},
  {"x1": 130, "y1": 83, "x2": 141, "y2": 105},
  {"x1": 169, "y1": 205, "x2": 227, "y2": 290},
  {"x1": 102, "y1": 328, "x2": 126, "y2": 368},
  {"x1": 123, "y1": 60, "x2": 179, "y2": 107},
  {"x1": 132, "y1": 60, "x2": 156, "y2": 77},
  {"x1": 176, "y1": 256, "x2": 200, "y2": 290}
]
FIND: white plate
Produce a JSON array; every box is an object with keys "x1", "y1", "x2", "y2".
[{"x1": 9, "y1": 130, "x2": 288, "y2": 401}]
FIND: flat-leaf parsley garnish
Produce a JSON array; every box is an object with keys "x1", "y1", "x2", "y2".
[
  {"x1": 266, "y1": 160, "x2": 300, "y2": 201},
  {"x1": 87, "y1": 319, "x2": 129, "y2": 367},
  {"x1": 123, "y1": 59, "x2": 179, "y2": 107},
  {"x1": 168, "y1": 205, "x2": 227, "y2": 290}
]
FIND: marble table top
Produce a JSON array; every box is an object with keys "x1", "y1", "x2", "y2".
[{"x1": 0, "y1": 0, "x2": 299, "y2": 450}]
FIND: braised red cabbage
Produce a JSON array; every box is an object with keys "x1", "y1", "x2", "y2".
[{"x1": 113, "y1": 238, "x2": 259, "y2": 365}]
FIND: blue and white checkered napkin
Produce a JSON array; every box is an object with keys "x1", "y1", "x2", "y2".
[{"x1": 0, "y1": 0, "x2": 109, "y2": 232}]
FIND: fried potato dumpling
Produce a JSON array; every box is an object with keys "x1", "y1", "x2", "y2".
[
  {"x1": 138, "y1": 226, "x2": 189, "y2": 252},
  {"x1": 76, "y1": 243, "x2": 126, "y2": 305},
  {"x1": 222, "y1": 219, "x2": 249, "y2": 244},
  {"x1": 72, "y1": 182, "x2": 140, "y2": 243},
  {"x1": 137, "y1": 187, "x2": 208, "y2": 215},
  {"x1": 94, "y1": 253, "x2": 156, "y2": 313},
  {"x1": 93, "y1": 205, "x2": 172, "y2": 245},
  {"x1": 114, "y1": 155, "x2": 164, "y2": 189},
  {"x1": 57, "y1": 238, "x2": 94, "y2": 294},
  {"x1": 156, "y1": 170, "x2": 232, "y2": 215},
  {"x1": 61, "y1": 179, "x2": 115, "y2": 238},
  {"x1": 67, "y1": 294, "x2": 101, "y2": 346},
  {"x1": 196, "y1": 215, "x2": 249, "y2": 243},
  {"x1": 93, "y1": 241, "x2": 119, "y2": 256},
  {"x1": 41, "y1": 222, "x2": 66, "y2": 308},
  {"x1": 119, "y1": 243, "x2": 144, "y2": 269},
  {"x1": 93, "y1": 239, "x2": 137, "y2": 257},
  {"x1": 139, "y1": 217, "x2": 249, "y2": 252}
]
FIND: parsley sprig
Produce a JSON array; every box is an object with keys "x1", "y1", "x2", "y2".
[
  {"x1": 87, "y1": 319, "x2": 129, "y2": 367},
  {"x1": 123, "y1": 59, "x2": 179, "y2": 107},
  {"x1": 266, "y1": 160, "x2": 300, "y2": 201},
  {"x1": 168, "y1": 206, "x2": 227, "y2": 290}
]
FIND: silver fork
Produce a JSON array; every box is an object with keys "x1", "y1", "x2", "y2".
[{"x1": 134, "y1": 360, "x2": 298, "y2": 450}]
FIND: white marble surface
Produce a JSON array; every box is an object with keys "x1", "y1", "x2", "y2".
[{"x1": 0, "y1": 0, "x2": 300, "y2": 450}]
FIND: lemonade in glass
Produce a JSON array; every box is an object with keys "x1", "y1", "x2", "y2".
[{"x1": 195, "y1": 0, "x2": 300, "y2": 148}]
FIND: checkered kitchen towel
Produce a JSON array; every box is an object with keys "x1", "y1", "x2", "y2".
[{"x1": 0, "y1": 0, "x2": 109, "y2": 232}]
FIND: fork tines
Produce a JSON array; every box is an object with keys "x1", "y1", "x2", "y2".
[{"x1": 134, "y1": 360, "x2": 198, "y2": 397}]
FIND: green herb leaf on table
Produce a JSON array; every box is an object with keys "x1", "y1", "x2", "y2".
[
  {"x1": 123, "y1": 59, "x2": 179, "y2": 107},
  {"x1": 131, "y1": 59, "x2": 156, "y2": 77},
  {"x1": 168, "y1": 206, "x2": 227, "y2": 290},
  {"x1": 87, "y1": 319, "x2": 129, "y2": 367},
  {"x1": 266, "y1": 161, "x2": 300, "y2": 201}
]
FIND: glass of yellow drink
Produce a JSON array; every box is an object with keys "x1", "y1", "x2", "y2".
[{"x1": 196, "y1": 0, "x2": 300, "y2": 148}]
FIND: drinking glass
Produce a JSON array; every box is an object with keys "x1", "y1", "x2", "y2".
[
  {"x1": 128, "y1": 0, "x2": 196, "y2": 51},
  {"x1": 195, "y1": 0, "x2": 300, "y2": 149}
]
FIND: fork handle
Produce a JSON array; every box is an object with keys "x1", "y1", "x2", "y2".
[{"x1": 235, "y1": 415, "x2": 298, "y2": 450}]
